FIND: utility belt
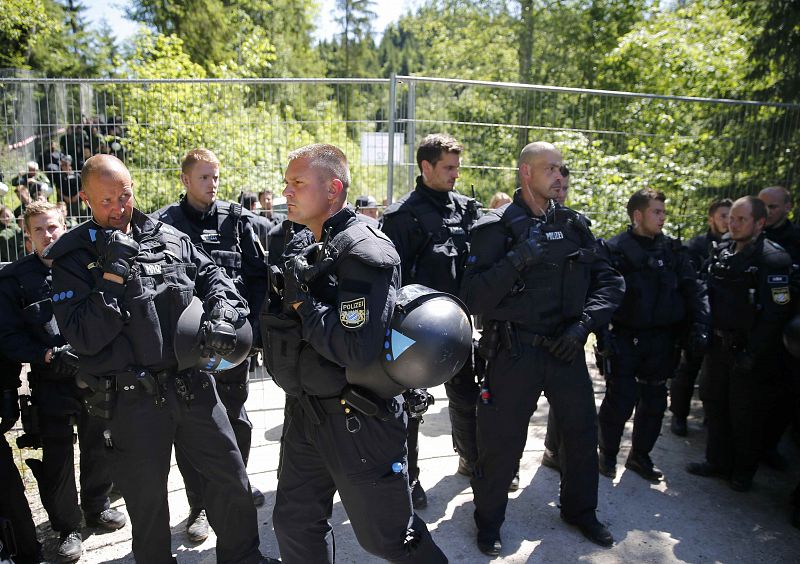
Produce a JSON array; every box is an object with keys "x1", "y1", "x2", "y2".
[
  {"x1": 478, "y1": 320, "x2": 561, "y2": 361},
  {"x1": 80, "y1": 367, "x2": 178, "y2": 419},
  {"x1": 713, "y1": 328, "x2": 746, "y2": 352},
  {"x1": 296, "y1": 385, "x2": 402, "y2": 430}
]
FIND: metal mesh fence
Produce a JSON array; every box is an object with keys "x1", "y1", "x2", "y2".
[{"x1": 1, "y1": 75, "x2": 799, "y2": 259}]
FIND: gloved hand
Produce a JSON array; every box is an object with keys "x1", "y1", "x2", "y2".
[
  {"x1": 506, "y1": 238, "x2": 548, "y2": 272},
  {"x1": 204, "y1": 302, "x2": 239, "y2": 356},
  {"x1": 50, "y1": 345, "x2": 80, "y2": 378},
  {"x1": 688, "y1": 322, "x2": 711, "y2": 356},
  {"x1": 547, "y1": 321, "x2": 590, "y2": 363},
  {"x1": 283, "y1": 243, "x2": 334, "y2": 306},
  {"x1": 96, "y1": 230, "x2": 139, "y2": 280},
  {"x1": 0, "y1": 389, "x2": 20, "y2": 434}
]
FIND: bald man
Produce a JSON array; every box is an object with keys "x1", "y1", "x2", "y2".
[
  {"x1": 759, "y1": 186, "x2": 800, "y2": 263},
  {"x1": 461, "y1": 142, "x2": 624, "y2": 553},
  {"x1": 43, "y1": 155, "x2": 278, "y2": 563}
]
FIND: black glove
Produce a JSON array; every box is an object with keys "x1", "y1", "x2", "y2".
[
  {"x1": 50, "y1": 345, "x2": 80, "y2": 378},
  {"x1": 283, "y1": 243, "x2": 334, "y2": 306},
  {"x1": 0, "y1": 389, "x2": 19, "y2": 434},
  {"x1": 688, "y1": 322, "x2": 711, "y2": 356},
  {"x1": 506, "y1": 238, "x2": 548, "y2": 272},
  {"x1": 203, "y1": 302, "x2": 239, "y2": 356},
  {"x1": 96, "y1": 230, "x2": 139, "y2": 280},
  {"x1": 547, "y1": 321, "x2": 590, "y2": 363}
]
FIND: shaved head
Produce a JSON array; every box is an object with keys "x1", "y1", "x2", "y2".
[
  {"x1": 80, "y1": 154, "x2": 135, "y2": 231},
  {"x1": 81, "y1": 154, "x2": 131, "y2": 194},
  {"x1": 519, "y1": 141, "x2": 558, "y2": 167}
]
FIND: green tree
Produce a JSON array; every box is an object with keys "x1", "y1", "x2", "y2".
[
  {"x1": 0, "y1": 0, "x2": 61, "y2": 73},
  {"x1": 738, "y1": 0, "x2": 800, "y2": 103}
]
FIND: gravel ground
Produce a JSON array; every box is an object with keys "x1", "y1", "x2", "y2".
[{"x1": 9, "y1": 355, "x2": 800, "y2": 563}]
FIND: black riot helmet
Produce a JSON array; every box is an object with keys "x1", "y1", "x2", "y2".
[
  {"x1": 346, "y1": 284, "x2": 472, "y2": 398},
  {"x1": 174, "y1": 297, "x2": 252, "y2": 372},
  {"x1": 783, "y1": 314, "x2": 800, "y2": 358}
]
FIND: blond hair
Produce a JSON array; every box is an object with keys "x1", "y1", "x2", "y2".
[
  {"x1": 181, "y1": 148, "x2": 220, "y2": 174},
  {"x1": 23, "y1": 201, "x2": 64, "y2": 232}
]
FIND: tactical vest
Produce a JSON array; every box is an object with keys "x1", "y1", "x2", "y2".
[
  {"x1": 405, "y1": 191, "x2": 479, "y2": 294},
  {"x1": 159, "y1": 201, "x2": 244, "y2": 288},
  {"x1": 116, "y1": 224, "x2": 198, "y2": 368},
  {"x1": 492, "y1": 203, "x2": 598, "y2": 335},
  {"x1": 609, "y1": 231, "x2": 686, "y2": 329},
  {"x1": 707, "y1": 241, "x2": 760, "y2": 331}
]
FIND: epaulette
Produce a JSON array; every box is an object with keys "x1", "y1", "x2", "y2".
[{"x1": 471, "y1": 206, "x2": 506, "y2": 231}]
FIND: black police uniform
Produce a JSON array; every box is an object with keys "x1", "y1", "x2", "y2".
[
  {"x1": 669, "y1": 229, "x2": 725, "y2": 425},
  {"x1": 597, "y1": 229, "x2": 706, "y2": 470},
  {"x1": 762, "y1": 220, "x2": 800, "y2": 454},
  {"x1": 152, "y1": 197, "x2": 268, "y2": 511},
  {"x1": 44, "y1": 209, "x2": 263, "y2": 564},
  {"x1": 461, "y1": 192, "x2": 624, "y2": 545},
  {"x1": 0, "y1": 354, "x2": 41, "y2": 564},
  {"x1": 697, "y1": 234, "x2": 793, "y2": 486},
  {"x1": 0, "y1": 253, "x2": 115, "y2": 535},
  {"x1": 381, "y1": 177, "x2": 481, "y2": 482},
  {"x1": 262, "y1": 206, "x2": 446, "y2": 563}
]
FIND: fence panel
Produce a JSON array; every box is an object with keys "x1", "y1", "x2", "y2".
[{"x1": 1, "y1": 75, "x2": 798, "y2": 261}]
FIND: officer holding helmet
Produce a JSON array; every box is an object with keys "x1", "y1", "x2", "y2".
[
  {"x1": 44, "y1": 155, "x2": 277, "y2": 564},
  {"x1": 262, "y1": 143, "x2": 446, "y2": 563},
  {"x1": 461, "y1": 141, "x2": 624, "y2": 555}
]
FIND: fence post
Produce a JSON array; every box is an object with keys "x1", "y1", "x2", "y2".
[
  {"x1": 387, "y1": 73, "x2": 397, "y2": 204},
  {"x1": 407, "y1": 80, "x2": 416, "y2": 191}
]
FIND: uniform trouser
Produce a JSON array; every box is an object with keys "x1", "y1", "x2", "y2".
[
  {"x1": 669, "y1": 347, "x2": 704, "y2": 420},
  {"x1": 760, "y1": 356, "x2": 797, "y2": 455},
  {"x1": 472, "y1": 345, "x2": 599, "y2": 541},
  {"x1": 273, "y1": 396, "x2": 446, "y2": 563},
  {"x1": 176, "y1": 361, "x2": 253, "y2": 511},
  {"x1": 544, "y1": 409, "x2": 559, "y2": 454},
  {"x1": 699, "y1": 341, "x2": 774, "y2": 482},
  {"x1": 29, "y1": 407, "x2": 113, "y2": 533},
  {"x1": 405, "y1": 354, "x2": 479, "y2": 484},
  {"x1": 0, "y1": 433, "x2": 39, "y2": 562},
  {"x1": 107, "y1": 371, "x2": 260, "y2": 564},
  {"x1": 598, "y1": 330, "x2": 674, "y2": 458}
]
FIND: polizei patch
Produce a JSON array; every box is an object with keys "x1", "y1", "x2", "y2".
[{"x1": 340, "y1": 297, "x2": 367, "y2": 328}]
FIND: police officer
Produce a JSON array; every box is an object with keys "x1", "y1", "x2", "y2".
[
  {"x1": 0, "y1": 201, "x2": 126, "y2": 563},
  {"x1": 597, "y1": 189, "x2": 708, "y2": 481},
  {"x1": 263, "y1": 144, "x2": 446, "y2": 563},
  {"x1": 152, "y1": 148, "x2": 268, "y2": 541},
  {"x1": 1, "y1": 352, "x2": 42, "y2": 564},
  {"x1": 381, "y1": 134, "x2": 481, "y2": 507},
  {"x1": 44, "y1": 155, "x2": 277, "y2": 564},
  {"x1": 760, "y1": 186, "x2": 800, "y2": 263},
  {"x1": 669, "y1": 198, "x2": 731, "y2": 436},
  {"x1": 461, "y1": 142, "x2": 624, "y2": 555},
  {"x1": 687, "y1": 196, "x2": 794, "y2": 492}
]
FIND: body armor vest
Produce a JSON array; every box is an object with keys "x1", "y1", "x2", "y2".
[
  {"x1": 158, "y1": 201, "x2": 243, "y2": 289},
  {"x1": 491, "y1": 203, "x2": 597, "y2": 335},
  {"x1": 609, "y1": 231, "x2": 685, "y2": 329},
  {"x1": 707, "y1": 241, "x2": 759, "y2": 331},
  {"x1": 405, "y1": 191, "x2": 478, "y2": 294}
]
